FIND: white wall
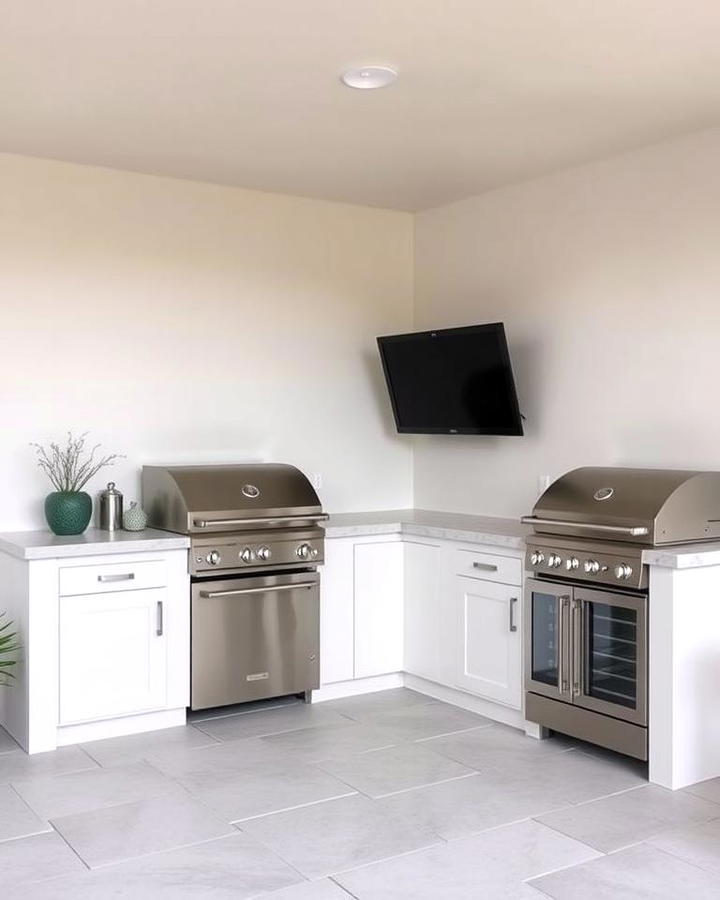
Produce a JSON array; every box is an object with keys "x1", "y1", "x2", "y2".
[
  {"x1": 414, "y1": 128, "x2": 720, "y2": 518},
  {"x1": 0, "y1": 154, "x2": 413, "y2": 530}
]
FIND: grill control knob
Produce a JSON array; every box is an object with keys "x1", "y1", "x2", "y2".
[
  {"x1": 530, "y1": 551, "x2": 545, "y2": 566},
  {"x1": 256, "y1": 546, "x2": 272, "y2": 561},
  {"x1": 239, "y1": 547, "x2": 255, "y2": 564},
  {"x1": 206, "y1": 550, "x2": 220, "y2": 566},
  {"x1": 546, "y1": 554, "x2": 562, "y2": 568},
  {"x1": 584, "y1": 560, "x2": 600, "y2": 574},
  {"x1": 565, "y1": 557, "x2": 579, "y2": 571},
  {"x1": 614, "y1": 564, "x2": 633, "y2": 580},
  {"x1": 296, "y1": 543, "x2": 313, "y2": 560}
]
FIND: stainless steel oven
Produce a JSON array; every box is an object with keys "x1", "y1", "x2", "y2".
[{"x1": 191, "y1": 571, "x2": 320, "y2": 710}]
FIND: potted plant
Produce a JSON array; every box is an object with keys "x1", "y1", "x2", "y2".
[
  {"x1": 0, "y1": 614, "x2": 19, "y2": 686},
  {"x1": 31, "y1": 433, "x2": 124, "y2": 535}
]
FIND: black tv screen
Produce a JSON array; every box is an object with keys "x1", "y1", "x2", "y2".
[{"x1": 377, "y1": 323, "x2": 523, "y2": 435}]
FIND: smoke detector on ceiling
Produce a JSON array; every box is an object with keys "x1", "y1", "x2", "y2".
[{"x1": 340, "y1": 66, "x2": 398, "y2": 90}]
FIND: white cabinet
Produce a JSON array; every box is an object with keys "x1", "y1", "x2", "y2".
[
  {"x1": 403, "y1": 541, "x2": 444, "y2": 683},
  {"x1": 354, "y1": 541, "x2": 404, "y2": 677},
  {"x1": 59, "y1": 588, "x2": 168, "y2": 725},
  {"x1": 455, "y1": 574, "x2": 522, "y2": 708},
  {"x1": 320, "y1": 538, "x2": 355, "y2": 684}
]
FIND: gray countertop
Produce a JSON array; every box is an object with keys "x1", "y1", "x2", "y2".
[
  {"x1": 0, "y1": 528, "x2": 190, "y2": 561},
  {"x1": 323, "y1": 509, "x2": 530, "y2": 551}
]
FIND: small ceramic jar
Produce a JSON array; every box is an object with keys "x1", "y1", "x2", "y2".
[{"x1": 122, "y1": 501, "x2": 148, "y2": 532}]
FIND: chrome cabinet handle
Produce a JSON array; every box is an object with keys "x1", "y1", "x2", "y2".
[
  {"x1": 472, "y1": 562, "x2": 498, "y2": 572},
  {"x1": 194, "y1": 514, "x2": 329, "y2": 528},
  {"x1": 521, "y1": 516, "x2": 648, "y2": 537},
  {"x1": 572, "y1": 599, "x2": 582, "y2": 697},
  {"x1": 98, "y1": 573, "x2": 135, "y2": 583},
  {"x1": 200, "y1": 581, "x2": 317, "y2": 599},
  {"x1": 156, "y1": 601, "x2": 163, "y2": 637},
  {"x1": 509, "y1": 597, "x2": 518, "y2": 632},
  {"x1": 559, "y1": 596, "x2": 571, "y2": 693}
]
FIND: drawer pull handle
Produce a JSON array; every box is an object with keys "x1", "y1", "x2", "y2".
[
  {"x1": 200, "y1": 581, "x2": 316, "y2": 599},
  {"x1": 156, "y1": 601, "x2": 164, "y2": 637},
  {"x1": 472, "y1": 562, "x2": 498, "y2": 572},
  {"x1": 97, "y1": 573, "x2": 135, "y2": 583}
]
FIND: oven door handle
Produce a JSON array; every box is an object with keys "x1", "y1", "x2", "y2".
[
  {"x1": 199, "y1": 581, "x2": 317, "y2": 599},
  {"x1": 194, "y1": 514, "x2": 329, "y2": 528},
  {"x1": 521, "y1": 516, "x2": 649, "y2": 537}
]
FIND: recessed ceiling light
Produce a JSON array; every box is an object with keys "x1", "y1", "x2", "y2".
[{"x1": 340, "y1": 66, "x2": 398, "y2": 90}]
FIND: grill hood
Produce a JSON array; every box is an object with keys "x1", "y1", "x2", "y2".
[
  {"x1": 143, "y1": 464, "x2": 323, "y2": 534},
  {"x1": 523, "y1": 467, "x2": 720, "y2": 546}
]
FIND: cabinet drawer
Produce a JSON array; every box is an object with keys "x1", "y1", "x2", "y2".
[
  {"x1": 454, "y1": 549, "x2": 521, "y2": 586},
  {"x1": 59, "y1": 560, "x2": 167, "y2": 596}
]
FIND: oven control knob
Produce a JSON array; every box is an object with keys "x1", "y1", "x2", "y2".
[
  {"x1": 584, "y1": 559, "x2": 600, "y2": 574},
  {"x1": 614, "y1": 563, "x2": 633, "y2": 580},
  {"x1": 206, "y1": 550, "x2": 220, "y2": 566},
  {"x1": 546, "y1": 554, "x2": 562, "y2": 568},
  {"x1": 530, "y1": 551, "x2": 545, "y2": 566},
  {"x1": 296, "y1": 543, "x2": 313, "y2": 560},
  {"x1": 239, "y1": 547, "x2": 255, "y2": 564},
  {"x1": 256, "y1": 546, "x2": 272, "y2": 561},
  {"x1": 565, "y1": 557, "x2": 579, "y2": 571}
]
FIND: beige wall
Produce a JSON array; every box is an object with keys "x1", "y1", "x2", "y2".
[
  {"x1": 414, "y1": 128, "x2": 720, "y2": 518},
  {"x1": 0, "y1": 154, "x2": 413, "y2": 530}
]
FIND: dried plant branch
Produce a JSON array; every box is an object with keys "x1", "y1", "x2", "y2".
[{"x1": 30, "y1": 432, "x2": 125, "y2": 493}]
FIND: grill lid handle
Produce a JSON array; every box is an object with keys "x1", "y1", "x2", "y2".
[
  {"x1": 521, "y1": 516, "x2": 649, "y2": 537},
  {"x1": 194, "y1": 513, "x2": 329, "y2": 528}
]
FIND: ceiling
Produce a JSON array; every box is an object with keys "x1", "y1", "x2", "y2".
[{"x1": 3, "y1": 1, "x2": 720, "y2": 211}]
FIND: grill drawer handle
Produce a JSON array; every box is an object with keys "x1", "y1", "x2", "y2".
[
  {"x1": 200, "y1": 581, "x2": 317, "y2": 599},
  {"x1": 472, "y1": 561, "x2": 498, "y2": 572},
  {"x1": 521, "y1": 516, "x2": 649, "y2": 537},
  {"x1": 194, "y1": 514, "x2": 329, "y2": 528},
  {"x1": 97, "y1": 573, "x2": 135, "y2": 583}
]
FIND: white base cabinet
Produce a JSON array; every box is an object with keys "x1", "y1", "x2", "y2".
[{"x1": 321, "y1": 533, "x2": 523, "y2": 712}]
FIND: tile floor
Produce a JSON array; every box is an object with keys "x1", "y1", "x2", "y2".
[{"x1": 1, "y1": 689, "x2": 720, "y2": 897}]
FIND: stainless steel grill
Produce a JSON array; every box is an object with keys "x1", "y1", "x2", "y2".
[
  {"x1": 521, "y1": 465, "x2": 720, "y2": 761},
  {"x1": 142, "y1": 464, "x2": 326, "y2": 710}
]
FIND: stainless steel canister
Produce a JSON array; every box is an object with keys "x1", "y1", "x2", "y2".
[{"x1": 99, "y1": 481, "x2": 123, "y2": 531}]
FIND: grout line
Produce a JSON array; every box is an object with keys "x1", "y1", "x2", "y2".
[
  {"x1": 230, "y1": 790, "x2": 358, "y2": 823},
  {"x1": 49, "y1": 823, "x2": 92, "y2": 871},
  {"x1": 329, "y1": 874, "x2": 362, "y2": 898},
  {"x1": 373, "y1": 771, "x2": 477, "y2": 799}
]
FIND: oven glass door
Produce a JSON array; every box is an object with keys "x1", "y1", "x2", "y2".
[
  {"x1": 524, "y1": 578, "x2": 572, "y2": 702},
  {"x1": 573, "y1": 586, "x2": 647, "y2": 726}
]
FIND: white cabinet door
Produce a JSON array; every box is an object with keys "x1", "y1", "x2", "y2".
[
  {"x1": 59, "y1": 588, "x2": 168, "y2": 725},
  {"x1": 354, "y1": 541, "x2": 404, "y2": 678},
  {"x1": 320, "y1": 539, "x2": 355, "y2": 684},
  {"x1": 455, "y1": 575, "x2": 522, "y2": 708},
  {"x1": 404, "y1": 541, "x2": 444, "y2": 683}
]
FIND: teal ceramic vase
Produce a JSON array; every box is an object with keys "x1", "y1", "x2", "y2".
[{"x1": 44, "y1": 491, "x2": 92, "y2": 536}]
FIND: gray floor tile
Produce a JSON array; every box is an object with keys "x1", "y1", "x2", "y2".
[
  {"x1": 0, "y1": 783, "x2": 51, "y2": 841},
  {"x1": 320, "y1": 689, "x2": 435, "y2": 721},
  {"x1": 0, "y1": 831, "x2": 85, "y2": 888},
  {"x1": 361, "y1": 703, "x2": 493, "y2": 742},
  {"x1": 0, "y1": 725, "x2": 20, "y2": 754},
  {"x1": 198, "y1": 765, "x2": 357, "y2": 821},
  {"x1": 649, "y1": 817, "x2": 720, "y2": 876},
  {"x1": 239, "y1": 793, "x2": 441, "y2": 878},
  {"x1": 15, "y1": 832, "x2": 302, "y2": 899},
  {"x1": 377, "y1": 770, "x2": 571, "y2": 839},
  {"x1": 424, "y1": 723, "x2": 576, "y2": 771},
  {"x1": 13, "y1": 760, "x2": 188, "y2": 819},
  {"x1": 193, "y1": 703, "x2": 353, "y2": 742},
  {"x1": 148, "y1": 736, "x2": 298, "y2": 792},
  {"x1": 51, "y1": 792, "x2": 235, "y2": 868},
  {"x1": 318, "y1": 743, "x2": 474, "y2": 798},
  {"x1": 264, "y1": 879, "x2": 355, "y2": 899},
  {"x1": 81, "y1": 724, "x2": 218, "y2": 767},
  {"x1": 260, "y1": 723, "x2": 399, "y2": 763},
  {"x1": 530, "y1": 843, "x2": 720, "y2": 899},
  {"x1": 536, "y1": 783, "x2": 720, "y2": 852},
  {"x1": 335, "y1": 819, "x2": 600, "y2": 899},
  {"x1": 0, "y1": 745, "x2": 97, "y2": 783},
  {"x1": 683, "y1": 774, "x2": 720, "y2": 805}
]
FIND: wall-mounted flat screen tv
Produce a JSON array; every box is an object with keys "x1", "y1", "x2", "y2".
[{"x1": 377, "y1": 323, "x2": 523, "y2": 435}]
